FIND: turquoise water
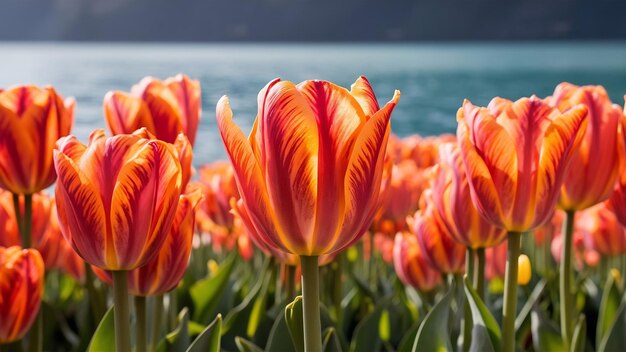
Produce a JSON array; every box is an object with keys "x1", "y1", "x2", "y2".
[{"x1": 1, "y1": 42, "x2": 626, "y2": 164}]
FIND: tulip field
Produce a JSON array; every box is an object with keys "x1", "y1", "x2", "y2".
[{"x1": 2, "y1": 75, "x2": 626, "y2": 352}]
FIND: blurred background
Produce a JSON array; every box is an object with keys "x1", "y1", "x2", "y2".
[{"x1": 1, "y1": 0, "x2": 626, "y2": 164}]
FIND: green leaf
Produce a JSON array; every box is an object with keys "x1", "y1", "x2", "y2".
[
  {"x1": 187, "y1": 314, "x2": 222, "y2": 352},
  {"x1": 531, "y1": 306, "x2": 564, "y2": 352},
  {"x1": 190, "y1": 252, "x2": 237, "y2": 324},
  {"x1": 246, "y1": 275, "x2": 270, "y2": 338},
  {"x1": 265, "y1": 310, "x2": 297, "y2": 352},
  {"x1": 598, "y1": 297, "x2": 626, "y2": 352},
  {"x1": 349, "y1": 297, "x2": 393, "y2": 352},
  {"x1": 157, "y1": 308, "x2": 190, "y2": 352},
  {"x1": 464, "y1": 278, "x2": 501, "y2": 352},
  {"x1": 322, "y1": 327, "x2": 343, "y2": 352},
  {"x1": 235, "y1": 337, "x2": 264, "y2": 352},
  {"x1": 87, "y1": 306, "x2": 114, "y2": 352},
  {"x1": 597, "y1": 273, "x2": 621, "y2": 347},
  {"x1": 284, "y1": 296, "x2": 305, "y2": 352},
  {"x1": 412, "y1": 285, "x2": 454, "y2": 352},
  {"x1": 397, "y1": 320, "x2": 421, "y2": 352},
  {"x1": 570, "y1": 315, "x2": 586, "y2": 352}
]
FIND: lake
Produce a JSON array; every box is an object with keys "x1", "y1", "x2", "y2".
[{"x1": 1, "y1": 42, "x2": 625, "y2": 165}]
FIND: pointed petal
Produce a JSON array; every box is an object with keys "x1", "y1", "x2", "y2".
[
  {"x1": 53, "y1": 150, "x2": 108, "y2": 268},
  {"x1": 103, "y1": 92, "x2": 155, "y2": 136},
  {"x1": 216, "y1": 96, "x2": 292, "y2": 253},
  {"x1": 349, "y1": 76, "x2": 380, "y2": 116},
  {"x1": 165, "y1": 74, "x2": 201, "y2": 145}
]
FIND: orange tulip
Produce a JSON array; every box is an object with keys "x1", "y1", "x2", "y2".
[
  {"x1": 606, "y1": 107, "x2": 626, "y2": 227},
  {"x1": 430, "y1": 142, "x2": 507, "y2": 248},
  {"x1": 485, "y1": 240, "x2": 507, "y2": 281},
  {"x1": 0, "y1": 246, "x2": 44, "y2": 344},
  {"x1": 217, "y1": 77, "x2": 400, "y2": 256},
  {"x1": 53, "y1": 128, "x2": 182, "y2": 270},
  {"x1": 410, "y1": 197, "x2": 466, "y2": 274},
  {"x1": 0, "y1": 85, "x2": 74, "y2": 194},
  {"x1": 546, "y1": 83, "x2": 624, "y2": 211},
  {"x1": 533, "y1": 209, "x2": 564, "y2": 246},
  {"x1": 457, "y1": 97, "x2": 588, "y2": 232},
  {"x1": 94, "y1": 189, "x2": 202, "y2": 296},
  {"x1": 104, "y1": 74, "x2": 201, "y2": 146},
  {"x1": 196, "y1": 161, "x2": 239, "y2": 234},
  {"x1": 578, "y1": 203, "x2": 626, "y2": 257},
  {"x1": 0, "y1": 190, "x2": 53, "y2": 251},
  {"x1": 393, "y1": 231, "x2": 442, "y2": 292}
]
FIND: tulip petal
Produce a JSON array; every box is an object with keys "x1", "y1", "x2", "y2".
[
  {"x1": 216, "y1": 96, "x2": 292, "y2": 253},
  {"x1": 109, "y1": 141, "x2": 181, "y2": 269},
  {"x1": 103, "y1": 92, "x2": 155, "y2": 136},
  {"x1": 166, "y1": 74, "x2": 201, "y2": 145},
  {"x1": 257, "y1": 80, "x2": 319, "y2": 253},
  {"x1": 537, "y1": 105, "x2": 588, "y2": 223},
  {"x1": 350, "y1": 76, "x2": 380, "y2": 116},
  {"x1": 53, "y1": 151, "x2": 107, "y2": 268},
  {"x1": 335, "y1": 90, "x2": 399, "y2": 253}
]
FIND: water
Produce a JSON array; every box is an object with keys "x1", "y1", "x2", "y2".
[{"x1": 1, "y1": 42, "x2": 626, "y2": 165}]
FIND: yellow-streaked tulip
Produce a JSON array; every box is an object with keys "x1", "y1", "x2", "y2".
[
  {"x1": 104, "y1": 74, "x2": 201, "y2": 146},
  {"x1": 547, "y1": 83, "x2": 624, "y2": 211},
  {"x1": 53, "y1": 128, "x2": 182, "y2": 270},
  {"x1": 457, "y1": 97, "x2": 588, "y2": 232},
  {"x1": 0, "y1": 246, "x2": 44, "y2": 344},
  {"x1": 410, "y1": 196, "x2": 466, "y2": 274},
  {"x1": 393, "y1": 231, "x2": 442, "y2": 292},
  {"x1": 94, "y1": 189, "x2": 202, "y2": 296},
  {"x1": 0, "y1": 86, "x2": 74, "y2": 194},
  {"x1": 431, "y1": 142, "x2": 507, "y2": 249},
  {"x1": 217, "y1": 77, "x2": 400, "y2": 256}
]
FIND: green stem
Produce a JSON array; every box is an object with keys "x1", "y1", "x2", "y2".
[
  {"x1": 84, "y1": 263, "x2": 105, "y2": 326},
  {"x1": 475, "y1": 248, "x2": 486, "y2": 300},
  {"x1": 12, "y1": 193, "x2": 23, "y2": 242},
  {"x1": 458, "y1": 270, "x2": 470, "y2": 352},
  {"x1": 502, "y1": 231, "x2": 521, "y2": 352},
  {"x1": 112, "y1": 271, "x2": 131, "y2": 352},
  {"x1": 168, "y1": 291, "x2": 178, "y2": 331},
  {"x1": 151, "y1": 294, "x2": 164, "y2": 352},
  {"x1": 135, "y1": 296, "x2": 147, "y2": 352},
  {"x1": 27, "y1": 311, "x2": 42, "y2": 352},
  {"x1": 22, "y1": 194, "x2": 32, "y2": 248},
  {"x1": 274, "y1": 261, "x2": 282, "y2": 306},
  {"x1": 300, "y1": 255, "x2": 322, "y2": 352},
  {"x1": 286, "y1": 265, "x2": 296, "y2": 301},
  {"x1": 559, "y1": 210, "x2": 575, "y2": 351},
  {"x1": 333, "y1": 254, "x2": 343, "y2": 327}
]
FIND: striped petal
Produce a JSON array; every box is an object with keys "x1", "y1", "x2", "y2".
[
  {"x1": 216, "y1": 96, "x2": 290, "y2": 253},
  {"x1": 53, "y1": 150, "x2": 108, "y2": 268},
  {"x1": 103, "y1": 91, "x2": 155, "y2": 136},
  {"x1": 349, "y1": 76, "x2": 380, "y2": 117},
  {"x1": 457, "y1": 102, "x2": 509, "y2": 228},
  {"x1": 109, "y1": 140, "x2": 181, "y2": 270},
  {"x1": 257, "y1": 80, "x2": 319, "y2": 254},
  {"x1": 165, "y1": 74, "x2": 202, "y2": 146},
  {"x1": 333, "y1": 90, "x2": 399, "y2": 254},
  {"x1": 536, "y1": 105, "x2": 588, "y2": 226},
  {"x1": 138, "y1": 79, "x2": 184, "y2": 143}
]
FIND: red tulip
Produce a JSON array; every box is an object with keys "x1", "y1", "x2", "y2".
[
  {"x1": 0, "y1": 246, "x2": 44, "y2": 344},
  {"x1": 53, "y1": 129, "x2": 183, "y2": 270},
  {"x1": 393, "y1": 231, "x2": 442, "y2": 292},
  {"x1": 457, "y1": 97, "x2": 587, "y2": 231},
  {"x1": 578, "y1": 203, "x2": 626, "y2": 257},
  {"x1": 104, "y1": 74, "x2": 201, "y2": 146},
  {"x1": 0, "y1": 86, "x2": 74, "y2": 195},
  {"x1": 217, "y1": 77, "x2": 400, "y2": 256},
  {"x1": 430, "y1": 142, "x2": 507, "y2": 249}
]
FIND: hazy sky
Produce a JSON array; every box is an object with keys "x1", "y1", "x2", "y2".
[{"x1": 1, "y1": 0, "x2": 625, "y2": 41}]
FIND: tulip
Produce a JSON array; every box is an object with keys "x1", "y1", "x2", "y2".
[
  {"x1": 393, "y1": 232, "x2": 442, "y2": 293},
  {"x1": 410, "y1": 197, "x2": 466, "y2": 275},
  {"x1": 217, "y1": 77, "x2": 399, "y2": 351},
  {"x1": 0, "y1": 86, "x2": 75, "y2": 196},
  {"x1": 0, "y1": 191, "x2": 51, "y2": 248},
  {"x1": 104, "y1": 74, "x2": 201, "y2": 146},
  {"x1": 53, "y1": 128, "x2": 183, "y2": 352},
  {"x1": 606, "y1": 108, "x2": 626, "y2": 227},
  {"x1": 0, "y1": 246, "x2": 44, "y2": 345},
  {"x1": 578, "y1": 203, "x2": 626, "y2": 257},
  {"x1": 485, "y1": 240, "x2": 507, "y2": 281},
  {"x1": 457, "y1": 96, "x2": 587, "y2": 352}
]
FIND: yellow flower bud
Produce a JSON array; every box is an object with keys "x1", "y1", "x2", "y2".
[{"x1": 517, "y1": 254, "x2": 531, "y2": 286}]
